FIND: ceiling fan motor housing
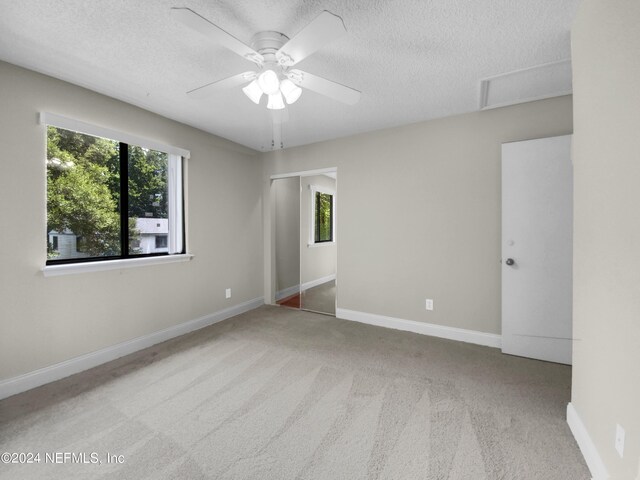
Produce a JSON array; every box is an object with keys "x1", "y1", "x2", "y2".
[{"x1": 250, "y1": 31, "x2": 290, "y2": 68}]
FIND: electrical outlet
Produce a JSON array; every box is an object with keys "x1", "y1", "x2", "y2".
[
  {"x1": 425, "y1": 299, "x2": 433, "y2": 311},
  {"x1": 225, "y1": 288, "x2": 231, "y2": 299},
  {"x1": 615, "y1": 424, "x2": 625, "y2": 458}
]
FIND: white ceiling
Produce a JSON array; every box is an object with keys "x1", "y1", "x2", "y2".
[{"x1": 0, "y1": 0, "x2": 579, "y2": 151}]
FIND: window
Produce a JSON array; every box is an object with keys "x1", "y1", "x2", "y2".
[
  {"x1": 311, "y1": 187, "x2": 334, "y2": 244},
  {"x1": 155, "y1": 235, "x2": 168, "y2": 249},
  {"x1": 43, "y1": 113, "x2": 186, "y2": 265}
]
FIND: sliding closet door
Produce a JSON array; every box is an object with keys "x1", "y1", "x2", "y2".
[
  {"x1": 300, "y1": 174, "x2": 336, "y2": 315},
  {"x1": 274, "y1": 177, "x2": 301, "y2": 309}
]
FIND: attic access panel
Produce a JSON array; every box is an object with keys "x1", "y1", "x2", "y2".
[{"x1": 479, "y1": 60, "x2": 572, "y2": 110}]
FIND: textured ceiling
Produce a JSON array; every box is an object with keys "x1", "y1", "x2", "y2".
[{"x1": 0, "y1": 0, "x2": 579, "y2": 151}]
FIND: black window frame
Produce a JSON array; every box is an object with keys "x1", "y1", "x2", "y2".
[
  {"x1": 314, "y1": 191, "x2": 334, "y2": 244},
  {"x1": 46, "y1": 138, "x2": 185, "y2": 266}
]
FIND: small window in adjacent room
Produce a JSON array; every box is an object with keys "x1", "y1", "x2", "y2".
[
  {"x1": 155, "y1": 235, "x2": 168, "y2": 249},
  {"x1": 43, "y1": 114, "x2": 186, "y2": 265},
  {"x1": 312, "y1": 189, "x2": 334, "y2": 243}
]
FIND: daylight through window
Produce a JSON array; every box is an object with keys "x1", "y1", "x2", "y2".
[
  {"x1": 314, "y1": 191, "x2": 334, "y2": 243},
  {"x1": 45, "y1": 120, "x2": 185, "y2": 264}
]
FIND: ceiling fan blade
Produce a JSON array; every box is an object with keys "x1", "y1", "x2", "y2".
[
  {"x1": 276, "y1": 11, "x2": 346, "y2": 67},
  {"x1": 288, "y1": 69, "x2": 361, "y2": 105},
  {"x1": 171, "y1": 7, "x2": 263, "y2": 65},
  {"x1": 187, "y1": 71, "x2": 256, "y2": 98}
]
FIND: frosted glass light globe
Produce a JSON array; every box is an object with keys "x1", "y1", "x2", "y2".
[
  {"x1": 257, "y1": 70, "x2": 280, "y2": 95},
  {"x1": 267, "y1": 92, "x2": 285, "y2": 110},
  {"x1": 242, "y1": 80, "x2": 263, "y2": 104},
  {"x1": 280, "y1": 79, "x2": 302, "y2": 104}
]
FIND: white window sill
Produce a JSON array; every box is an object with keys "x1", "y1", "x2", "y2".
[
  {"x1": 43, "y1": 254, "x2": 194, "y2": 277},
  {"x1": 307, "y1": 242, "x2": 336, "y2": 248}
]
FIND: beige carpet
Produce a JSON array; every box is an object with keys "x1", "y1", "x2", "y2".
[{"x1": 0, "y1": 306, "x2": 589, "y2": 479}]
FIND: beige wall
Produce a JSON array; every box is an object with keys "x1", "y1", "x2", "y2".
[
  {"x1": 0, "y1": 57, "x2": 575, "y2": 397},
  {"x1": 263, "y1": 96, "x2": 573, "y2": 334},
  {"x1": 300, "y1": 175, "x2": 337, "y2": 285},
  {"x1": 274, "y1": 176, "x2": 300, "y2": 293},
  {"x1": 0, "y1": 61, "x2": 263, "y2": 381},
  {"x1": 572, "y1": 1, "x2": 640, "y2": 478}
]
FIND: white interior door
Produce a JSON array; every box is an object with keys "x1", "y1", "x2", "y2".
[{"x1": 501, "y1": 135, "x2": 573, "y2": 365}]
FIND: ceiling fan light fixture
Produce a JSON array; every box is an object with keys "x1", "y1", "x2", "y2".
[
  {"x1": 267, "y1": 92, "x2": 285, "y2": 110},
  {"x1": 242, "y1": 80, "x2": 263, "y2": 104},
  {"x1": 280, "y1": 79, "x2": 302, "y2": 104},
  {"x1": 257, "y1": 69, "x2": 280, "y2": 95}
]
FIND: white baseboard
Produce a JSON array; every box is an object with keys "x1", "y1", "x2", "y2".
[
  {"x1": 275, "y1": 274, "x2": 335, "y2": 301},
  {"x1": 567, "y1": 403, "x2": 609, "y2": 480},
  {"x1": 336, "y1": 308, "x2": 501, "y2": 348},
  {"x1": 275, "y1": 284, "x2": 300, "y2": 301},
  {"x1": 302, "y1": 274, "x2": 335, "y2": 292},
  {"x1": 0, "y1": 297, "x2": 264, "y2": 400}
]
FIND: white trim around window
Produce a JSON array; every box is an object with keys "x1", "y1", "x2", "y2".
[
  {"x1": 167, "y1": 154, "x2": 183, "y2": 254},
  {"x1": 43, "y1": 254, "x2": 194, "y2": 277},
  {"x1": 39, "y1": 112, "x2": 190, "y2": 158}
]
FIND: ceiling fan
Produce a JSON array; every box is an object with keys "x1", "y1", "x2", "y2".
[{"x1": 171, "y1": 7, "x2": 362, "y2": 110}]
